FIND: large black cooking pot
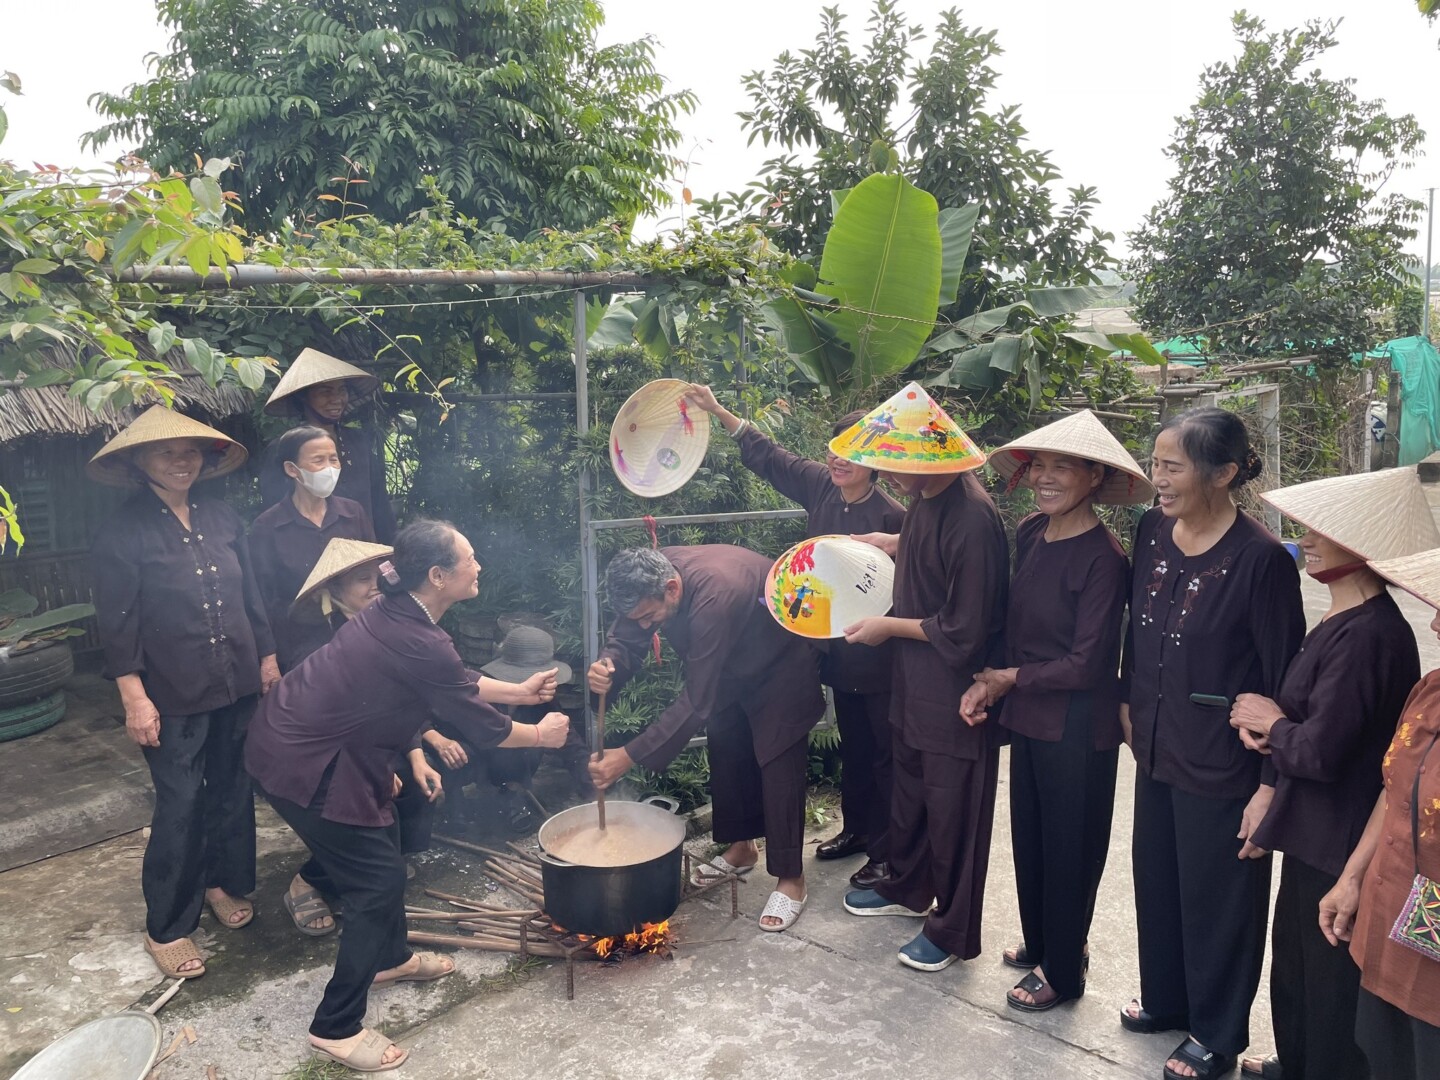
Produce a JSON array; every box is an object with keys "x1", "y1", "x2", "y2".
[{"x1": 537, "y1": 796, "x2": 685, "y2": 937}]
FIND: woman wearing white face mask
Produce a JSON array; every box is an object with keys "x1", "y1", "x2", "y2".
[{"x1": 249, "y1": 425, "x2": 376, "y2": 671}]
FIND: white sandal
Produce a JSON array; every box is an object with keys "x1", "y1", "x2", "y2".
[
  {"x1": 758, "y1": 890, "x2": 807, "y2": 933},
  {"x1": 691, "y1": 854, "x2": 756, "y2": 886}
]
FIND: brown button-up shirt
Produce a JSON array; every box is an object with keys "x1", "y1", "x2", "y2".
[
  {"x1": 737, "y1": 427, "x2": 905, "y2": 694},
  {"x1": 248, "y1": 494, "x2": 374, "y2": 671},
  {"x1": 1000, "y1": 513, "x2": 1128, "y2": 749},
  {"x1": 1351, "y1": 671, "x2": 1440, "y2": 1027},
  {"x1": 92, "y1": 488, "x2": 276, "y2": 716},
  {"x1": 260, "y1": 423, "x2": 396, "y2": 542},
  {"x1": 889, "y1": 472, "x2": 1008, "y2": 759},
  {"x1": 599, "y1": 545, "x2": 825, "y2": 771},
  {"x1": 245, "y1": 591, "x2": 511, "y2": 826}
]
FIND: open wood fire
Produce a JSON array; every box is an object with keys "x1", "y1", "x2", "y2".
[{"x1": 589, "y1": 920, "x2": 674, "y2": 960}]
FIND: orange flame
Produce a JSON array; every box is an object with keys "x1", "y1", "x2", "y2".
[{"x1": 591, "y1": 920, "x2": 673, "y2": 959}]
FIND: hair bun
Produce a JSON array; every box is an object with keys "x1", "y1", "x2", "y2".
[{"x1": 1242, "y1": 447, "x2": 1264, "y2": 483}]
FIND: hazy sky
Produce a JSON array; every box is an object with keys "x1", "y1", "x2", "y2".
[{"x1": 4, "y1": 0, "x2": 1439, "y2": 258}]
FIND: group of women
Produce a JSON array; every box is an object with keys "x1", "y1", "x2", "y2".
[{"x1": 86, "y1": 351, "x2": 1440, "y2": 1077}]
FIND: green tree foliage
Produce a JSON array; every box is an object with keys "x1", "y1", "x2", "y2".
[
  {"x1": 703, "y1": 1, "x2": 1113, "y2": 318},
  {"x1": 85, "y1": 0, "x2": 695, "y2": 232},
  {"x1": 1129, "y1": 14, "x2": 1423, "y2": 365}
]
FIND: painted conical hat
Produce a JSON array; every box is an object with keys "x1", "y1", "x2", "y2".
[
  {"x1": 293, "y1": 538, "x2": 394, "y2": 607},
  {"x1": 1260, "y1": 467, "x2": 1440, "y2": 562},
  {"x1": 988, "y1": 410, "x2": 1155, "y2": 506},
  {"x1": 1369, "y1": 547, "x2": 1440, "y2": 609},
  {"x1": 609, "y1": 378, "x2": 711, "y2": 497},
  {"x1": 264, "y1": 348, "x2": 380, "y2": 416},
  {"x1": 765, "y1": 535, "x2": 895, "y2": 640},
  {"x1": 86, "y1": 405, "x2": 247, "y2": 487},
  {"x1": 828, "y1": 382, "x2": 985, "y2": 475}
]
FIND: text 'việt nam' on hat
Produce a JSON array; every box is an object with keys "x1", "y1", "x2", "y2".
[
  {"x1": 988, "y1": 409, "x2": 1155, "y2": 506},
  {"x1": 828, "y1": 382, "x2": 986, "y2": 475}
]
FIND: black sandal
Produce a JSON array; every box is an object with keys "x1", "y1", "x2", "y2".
[
  {"x1": 1006, "y1": 971, "x2": 1074, "y2": 1013},
  {"x1": 1002, "y1": 942, "x2": 1034, "y2": 969},
  {"x1": 1120, "y1": 997, "x2": 1190, "y2": 1035},
  {"x1": 1163, "y1": 1037, "x2": 1236, "y2": 1080}
]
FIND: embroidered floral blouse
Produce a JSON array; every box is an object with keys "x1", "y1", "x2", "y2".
[
  {"x1": 1351, "y1": 670, "x2": 1440, "y2": 1028},
  {"x1": 1122, "y1": 507, "x2": 1305, "y2": 799}
]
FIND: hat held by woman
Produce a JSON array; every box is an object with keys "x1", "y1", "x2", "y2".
[
  {"x1": 86, "y1": 405, "x2": 248, "y2": 487},
  {"x1": 1261, "y1": 466, "x2": 1440, "y2": 563},
  {"x1": 292, "y1": 537, "x2": 394, "y2": 610},
  {"x1": 829, "y1": 382, "x2": 986, "y2": 475},
  {"x1": 264, "y1": 347, "x2": 380, "y2": 416},
  {"x1": 481, "y1": 625, "x2": 572, "y2": 685},
  {"x1": 988, "y1": 409, "x2": 1155, "y2": 506}
]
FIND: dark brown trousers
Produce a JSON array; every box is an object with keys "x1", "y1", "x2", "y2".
[
  {"x1": 875, "y1": 736, "x2": 1000, "y2": 959},
  {"x1": 707, "y1": 703, "x2": 810, "y2": 880}
]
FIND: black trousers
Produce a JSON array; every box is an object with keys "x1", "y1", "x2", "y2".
[
  {"x1": 266, "y1": 791, "x2": 411, "y2": 1040},
  {"x1": 707, "y1": 704, "x2": 809, "y2": 880},
  {"x1": 1355, "y1": 988, "x2": 1440, "y2": 1080},
  {"x1": 141, "y1": 696, "x2": 257, "y2": 943},
  {"x1": 391, "y1": 773, "x2": 437, "y2": 856},
  {"x1": 833, "y1": 688, "x2": 894, "y2": 862},
  {"x1": 1270, "y1": 856, "x2": 1369, "y2": 1079},
  {"x1": 875, "y1": 737, "x2": 1000, "y2": 959},
  {"x1": 1009, "y1": 700, "x2": 1118, "y2": 998},
  {"x1": 1133, "y1": 771, "x2": 1273, "y2": 1056}
]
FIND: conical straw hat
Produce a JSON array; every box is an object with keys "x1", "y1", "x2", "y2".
[
  {"x1": 765, "y1": 535, "x2": 895, "y2": 639},
  {"x1": 989, "y1": 410, "x2": 1155, "y2": 505},
  {"x1": 1369, "y1": 547, "x2": 1440, "y2": 609},
  {"x1": 1260, "y1": 467, "x2": 1440, "y2": 562},
  {"x1": 86, "y1": 405, "x2": 247, "y2": 487},
  {"x1": 293, "y1": 538, "x2": 394, "y2": 607},
  {"x1": 828, "y1": 382, "x2": 986, "y2": 475},
  {"x1": 609, "y1": 378, "x2": 711, "y2": 497},
  {"x1": 264, "y1": 348, "x2": 380, "y2": 416}
]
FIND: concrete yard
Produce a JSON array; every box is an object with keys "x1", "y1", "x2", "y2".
[{"x1": 3, "y1": 576, "x2": 1433, "y2": 1080}]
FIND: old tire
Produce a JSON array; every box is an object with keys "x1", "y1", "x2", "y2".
[
  {"x1": 0, "y1": 641, "x2": 74, "y2": 708},
  {"x1": 0, "y1": 691, "x2": 66, "y2": 742}
]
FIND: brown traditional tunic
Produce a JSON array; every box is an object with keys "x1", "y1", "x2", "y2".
[
  {"x1": 1000, "y1": 513, "x2": 1128, "y2": 748},
  {"x1": 248, "y1": 494, "x2": 375, "y2": 671},
  {"x1": 1124, "y1": 507, "x2": 1305, "y2": 800},
  {"x1": 245, "y1": 591, "x2": 510, "y2": 827},
  {"x1": 1252, "y1": 591, "x2": 1419, "y2": 876},
  {"x1": 598, "y1": 545, "x2": 825, "y2": 770},
  {"x1": 737, "y1": 427, "x2": 905, "y2": 692},
  {"x1": 260, "y1": 424, "x2": 396, "y2": 542},
  {"x1": 1350, "y1": 672, "x2": 1440, "y2": 1028},
  {"x1": 92, "y1": 488, "x2": 275, "y2": 715}
]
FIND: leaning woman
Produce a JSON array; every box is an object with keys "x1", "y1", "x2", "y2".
[
  {"x1": 89, "y1": 406, "x2": 280, "y2": 980},
  {"x1": 1227, "y1": 468, "x2": 1432, "y2": 1080},
  {"x1": 684, "y1": 383, "x2": 905, "y2": 888},
  {"x1": 246, "y1": 519, "x2": 568, "y2": 1073},
  {"x1": 1121, "y1": 407, "x2": 1306, "y2": 1080},
  {"x1": 961, "y1": 410, "x2": 1151, "y2": 1013},
  {"x1": 1318, "y1": 544, "x2": 1440, "y2": 1080},
  {"x1": 248, "y1": 424, "x2": 375, "y2": 672}
]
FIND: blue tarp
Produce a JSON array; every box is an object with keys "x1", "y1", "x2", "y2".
[{"x1": 1380, "y1": 336, "x2": 1440, "y2": 466}]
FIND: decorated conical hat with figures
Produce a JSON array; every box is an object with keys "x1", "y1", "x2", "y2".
[
  {"x1": 609, "y1": 378, "x2": 711, "y2": 497},
  {"x1": 1261, "y1": 467, "x2": 1440, "y2": 562},
  {"x1": 988, "y1": 410, "x2": 1155, "y2": 505},
  {"x1": 764, "y1": 535, "x2": 895, "y2": 639},
  {"x1": 828, "y1": 382, "x2": 985, "y2": 475}
]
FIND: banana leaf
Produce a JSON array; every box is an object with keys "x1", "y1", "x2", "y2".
[{"x1": 0, "y1": 602, "x2": 96, "y2": 646}]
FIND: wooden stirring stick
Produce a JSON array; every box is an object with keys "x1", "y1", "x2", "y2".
[{"x1": 595, "y1": 690, "x2": 607, "y2": 831}]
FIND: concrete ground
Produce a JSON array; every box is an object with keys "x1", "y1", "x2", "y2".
[{"x1": 4, "y1": 577, "x2": 1436, "y2": 1080}]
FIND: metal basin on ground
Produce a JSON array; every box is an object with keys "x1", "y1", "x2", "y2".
[{"x1": 11, "y1": 1012, "x2": 162, "y2": 1080}]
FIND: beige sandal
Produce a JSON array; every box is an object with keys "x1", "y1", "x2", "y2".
[
  {"x1": 144, "y1": 936, "x2": 206, "y2": 979},
  {"x1": 206, "y1": 893, "x2": 253, "y2": 929},
  {"x1": 310, "y1": 1028, "x2": 408, "y2": 1073},
  {"x1": 372, "y1": 950, "x2": 455, "y2": 986}
]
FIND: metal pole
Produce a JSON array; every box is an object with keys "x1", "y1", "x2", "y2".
[
  {"x1": 574, "y1": 290, "x2": 597, "y2": 749},
  {"x1": 1425, "y1": 187, "x2": 1435, "y2": 342},
  {"x1": 586, "y1": 509, "x2": 808, "y2": 531},
  {"x1": 100, "y1": 265, "x2": 658, "y2": 289}
]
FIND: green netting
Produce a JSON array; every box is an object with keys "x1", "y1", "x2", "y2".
[{"x1": 1377, "y1": 336, "x2": 1440, "y2": 466}]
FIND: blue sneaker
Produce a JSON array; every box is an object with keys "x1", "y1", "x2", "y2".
[
  {"x1": 898, "y1": 931, "x2": 958, "y2": 972},
  {"x1": 843, "y1": 888, "x2": 927, "y2": 917}
]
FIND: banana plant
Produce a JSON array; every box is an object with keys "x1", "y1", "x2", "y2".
[{"x1": 0, "y1": 589, "x2": 95, "y2": 653}]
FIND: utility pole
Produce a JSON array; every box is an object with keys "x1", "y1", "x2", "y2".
[{"x1": 1425, "y1": 187, "x2": 1435, "y2": 341}]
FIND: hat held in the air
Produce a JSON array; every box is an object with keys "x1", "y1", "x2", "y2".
[
  {"x1": 264, "y1": 347, "x2": 380, "y2": 416},
  {"x1": 481, "y1": 625, "x2": 572, "y2": 685},
  {"x1": 86, "y1": 405, "x2": 247, "y2": 487},
  {"x1": 829, "y1": 382, "x2": 986, "y2": 475},
  {"x1": 293, "y1": 537, "x2": 394, "y2": 609},
  {"x1": 1261, "y1": 467, "x2": 1440, "y2": 562},
  {"x1": 988, "y1": 409, "x2": 1155, "y2": 506}
]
